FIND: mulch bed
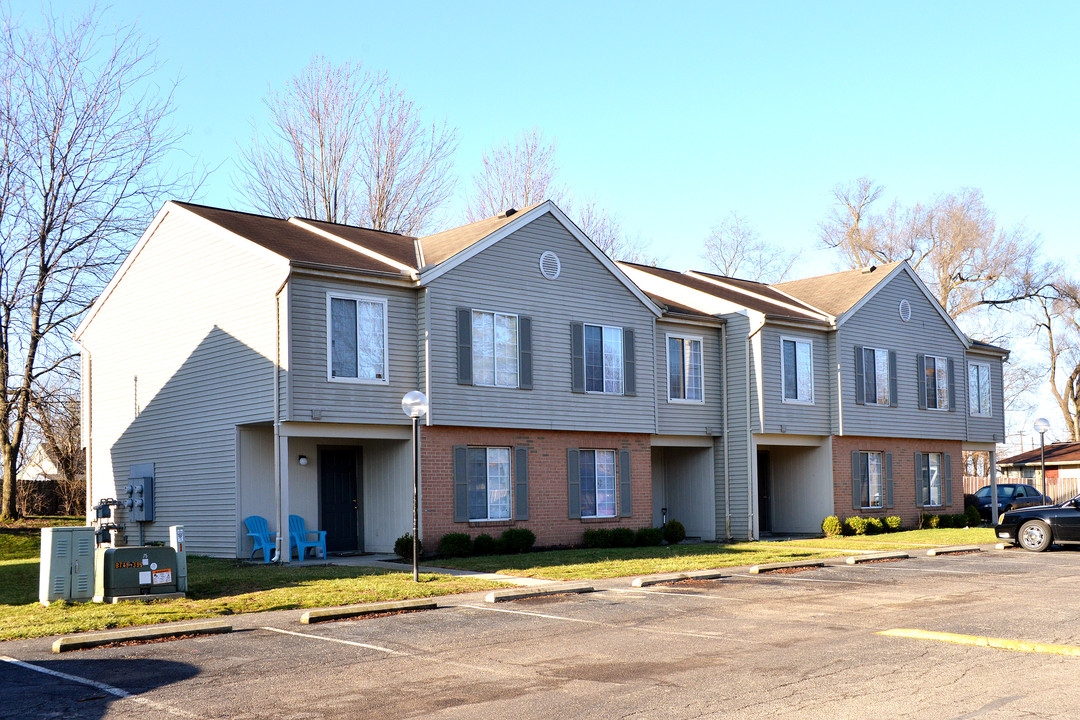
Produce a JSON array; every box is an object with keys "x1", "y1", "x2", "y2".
[
  {"x1": 88, "y1": 632, "x2": 204, "y2": 650},
  {"x1": 658, "y1": 578, "x2": 721, "y2": 588},
  {"x1": 759, "y1": 566, "x2": 817, "y2": 575},
  {"x1": 856, "y1": 558, "x2": 907, "y2": 564},
  {"x1": 339, "y1": 608, "x2": 430, "y2": 621}
]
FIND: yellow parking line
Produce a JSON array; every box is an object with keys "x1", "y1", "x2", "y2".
[{"x1": 878, "y1": 628, "x2": 1080, "y2": 657}]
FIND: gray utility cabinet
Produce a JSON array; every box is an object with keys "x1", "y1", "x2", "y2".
[{"x1": 39, "y1": 526, "x2": 96, "y2": 605}]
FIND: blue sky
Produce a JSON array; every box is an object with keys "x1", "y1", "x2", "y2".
[{"x1": 23, "y1": 1, "x2": 1080, "y2": 442}]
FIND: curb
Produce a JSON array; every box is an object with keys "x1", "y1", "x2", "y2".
[
  {"x1": 994, "y1": 543, "x2": 1013, "y2": 550},
  {"x1": 485, "y1": 583, "x2": 594, "y2": 603},
  {"x1": 301, "y1": 598, "x2": 438, "y2": 624},
  {"x1": 845, "y1": 551, "x2": 911, "y2": 564},
  {"x1": 749, "y1": 559, "x2": 826, "y2": 574},
  {"x1": 926, "y1": 545, "x2": 981, "y2": 556},
  {"x1": 52, "y1": 620, "x2": 231, "y2": 653},
  {"x1": 631, "y1": 570, "x2": 724, "y2": 587}
]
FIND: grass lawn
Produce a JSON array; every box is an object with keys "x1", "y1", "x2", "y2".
[
  {"x1": 0, "y1": 518, "x2": 503, "y2": 642},
  {"x1": 434, "y1": 526, "x2": 998, "y2": 580}
]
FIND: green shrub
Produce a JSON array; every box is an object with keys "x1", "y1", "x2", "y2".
[
  {"x1": 821, "y1": 515, "x2": 843, "y2": 537},
  {"x1": 472, "y1": 533, "x2": 497, "y2": 555},
  {"x1": 964, "y1": 505, "x2": 982, "y2": 527},
  {"x1": 845, "y1": 516, "x2": 868, "y2": 535},
  {"x1": 438, "y1": 532, "x2": 473, "y2": 558},
  {"x1": 634, "y1": 527, "x2": 664, "y2": 547},
  {"x1": 498, "y1": 528, "x2": 536, "y2": 554},
  {"x1": 394, "y1": 533, "x2": 421, "y2": 560},
  {"x1": 865, "y1": 517, "x2": 884, "y2": 535},
  {"x1": 840, "y1": 517, "x2": 855, "y2": 536},
  {"x1": 610, "y1": 527, "x2": 636, "y2": 548},
  {"x1": 884, "y1": 516, "x2": 902, "y2": 532},
  {"x1": 926, "y1": 514, "x2": 942, "y2": 529},
  {"x1": 663, "y1": 520, "x2": 686, "y2": 544},
  {"x1": 582, "y1": 528, "x2": 613, "y2": 548},
  {"x1": 951, "y1": 513, "x2": 969, "y2": 528}
]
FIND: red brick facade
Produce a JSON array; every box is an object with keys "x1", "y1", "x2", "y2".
[
  {"x1": 420, "y1": 425, "x2": 652, "y2": 548},
  {"x1": 831, "y1": 435, "x2": 964, "y2": 528}
]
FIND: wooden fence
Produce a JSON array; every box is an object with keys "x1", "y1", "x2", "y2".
[{"x1": 963, "y1": 475, "x2": 1080, "y2": 504}]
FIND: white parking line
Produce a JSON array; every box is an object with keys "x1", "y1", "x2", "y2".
[
  {"x1": 0, "y1": 655, "x2": 199, "y2": 718},
  {"x1": 727, "y1": 573, "x2": 872, "y2": 584},
  {"x1": 260, "y1": 626, "x2": 409, "y2": 656},
  {"x1": 862, "y1": 566, "x2": 982, "y2": 575},
  {"x1": 459, "y1": 604, "x2": 729, "y2": 641}
]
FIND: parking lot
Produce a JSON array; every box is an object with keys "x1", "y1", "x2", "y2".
[{"x1": 3, "y1": 547, "x2": 1080, "y2": 719}]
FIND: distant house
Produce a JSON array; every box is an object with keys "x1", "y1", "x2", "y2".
[{"x1": 998, "y1": 442, "x2": 1080, "y2": 501}]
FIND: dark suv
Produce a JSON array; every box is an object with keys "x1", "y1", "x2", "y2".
[{"x1": 969, "y1": 483, "x2": 1052, "y2": 521}]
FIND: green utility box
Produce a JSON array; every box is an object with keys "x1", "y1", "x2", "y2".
[{"x1": 93, "y1": 546, "x2": 183, "y2": 603}]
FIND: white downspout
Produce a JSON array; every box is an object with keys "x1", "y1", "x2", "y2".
[
  {"x1": 274, "y1": 278, "x2": 289, "y2": 563},
  {"x1": 81, "y1": 343, "x2": 93, "y2": 523},
  {"x1": 721, "y1": 324, "x2": 731, "y2": 540},
  {"x1": 747, "y1": 319, "x2": 765, "y2": 540}
]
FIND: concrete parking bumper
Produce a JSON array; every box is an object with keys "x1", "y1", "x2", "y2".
[
  {"x1": 845, "y1": 551, "x2": 911, "y2": 564},
  {"x1": 748, "y1": 559, "x2": 826, "y2": 574},
  {"x1": 631, "y1": 570, "x2": 725, "y2": 587},
  {"x1": 484, "y1": 583, "x2": 594, "y2": 603},
  {"x1": 301, "y1": 598, "x2": 439, "y2": 624},
  {"x1": 926, "y1": 545, "x2": 981, "y2": 556},
  {"x1": 52, "y1": 620, "x2": 231, "y2": 653}
]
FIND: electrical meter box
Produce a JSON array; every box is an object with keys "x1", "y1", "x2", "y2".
[
  {"x1": 39, "y1": 527, "x2": 96, "y2": 605},
  {"x1": 128, "y1": 475, "x2": 154, "y2": 522},
  {"x1": 93, "y1": 546, "x2": 180, "y2": 602}
]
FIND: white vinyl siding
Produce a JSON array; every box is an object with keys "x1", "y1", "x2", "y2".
[
  {"x1": 472, "y1": 311, "x2": 519, "y2": 388},
  {"x1": 925, "y1": 355, "x2": 949, "y2": 410},
  {"x1": 327, "y1": 293, "x2": 387, "y2": 384},
  {"x1": 863, "y1": 347, "x2": 890, "y2": 405},
  {"x1": 585, "y1": 324, "x2": 623, "y2": 394},
  {"x1": 860, "y1": 451, "x2": 884, "y2": 509},
  {"x1": 781, "y1": 337, "x2": 813, "y2": 404},
  {"x1": 969, "y1": 361, "x2": 992, "y2": 416},
  {"x1": 667, "y1": 334, "x2": 704, "y2": 402},
  {"x1": 467, "y1": 447, "x2": 511, "y2": 521},
  {"x1": 580, "y1": 449, "x2": 617, "y2": 518}
]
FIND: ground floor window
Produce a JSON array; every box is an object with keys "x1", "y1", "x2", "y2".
[
  {"x1": 467, "y1": 447, "x2": 511, "y2": 520},
  {"x1": 916, "y1": 451, "x2": 951, "y2": 508},
  {"x1": 860, "y1": 451, "x2": 883, "y2": 508},
  {"x1": 580, "y1": 449, "x2": 617, "y2": 518}
]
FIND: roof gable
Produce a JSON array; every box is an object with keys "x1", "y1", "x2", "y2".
[{"x1": 772, "y1": 261, "x2": 903, "y2": 318}]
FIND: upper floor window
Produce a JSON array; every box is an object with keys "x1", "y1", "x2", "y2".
[
  {"x1": 923, "y1": 355, "x2": 951, "y2": 410},
  {"x1": 472, "y1": 311, "x2": 518, "y2": 388},
  {"x1": 781, "y1": 337, "x2": 813, "y2": 404},
  {"x1": 969, "y1": 361, "x2": 992, "y2": 416},
  {"x1": 667, "y1": 335, "x2": 703, "y2": 402},
  {"x1": 328, "y1": 294, "x2": 387, "y2": 383},
  {"x1": 863, "y1": 347, "x2": 892, "y2": 405},
  {"x1": 585, "y1": 324, "x2": 623, "y2": 394},
  {"x1": 467, "y1": 447, "x2": 511, "y2": 521}
]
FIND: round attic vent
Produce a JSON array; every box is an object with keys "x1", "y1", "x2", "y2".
[
  {"x1": 539, "y1": 251, "x2": 561, "y2": 280},
  {"x1": 899, "y1": 299, "x2": 912, "y2": 322}
]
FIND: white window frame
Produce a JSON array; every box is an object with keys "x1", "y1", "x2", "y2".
[
  {"x1": 926, "y1": 355, "x2": 949, "y2": 411},
  {"x1": 968, "y1": 361, "x2": 992, "y2": 417},
  {"x1": 579, "y1": 448, "x2": 617, "y2": 519},
  {"x1": 471, "y1": 309, "x2": 519, "y2": 388},
  {"x1": 860, "y1": 451, "x2": 884, "y2": 509},
  {"x1": 466, "y1": 446, "x2": 512, "y2": 522},
  {"x1": 583, "y1": 323, "x2": 623, "y2": 395},
  {"x1": 924, "y1": 452, "x2": 944, "y2": 507},
  {"x1": 780, "y1": 336, "x2": 814, "y2": 405},
  {"x1": 326, "y1": 292, "x2": 389, "y2": 385},
  {"x1": 862, "y1": 347, "x2": 891, "y2": 406},
  {"x1": 666, "y1": 333, "x2": 705, "y2": 404}
]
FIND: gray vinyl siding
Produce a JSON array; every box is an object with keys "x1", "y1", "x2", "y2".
[
  {"x1": 80, "y1": 210, "x2": 285, "y2": 557},
  {"x1": 838, "y1": 269, "x2": 968, "y2": 440},
  {"x1": 426, "y1": 212, "x2": 657, "y2": 433},
  {"x1": 718, "y1": 312, "x2": 753, "y2": 539},
  {"x1": 656, "y1": 320, "x2": 723, "y2": 435},
  {"x1": 966, "y1": 353, "x2": 1006, "y2": 442},
  {"x1": 287, "y1": 273, "x2": 417, "y2": 425},
  {"x1": 759, "y1": 324, "x2": 831, "y2": 435}
]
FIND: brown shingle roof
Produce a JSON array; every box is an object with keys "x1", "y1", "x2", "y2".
[
  {"x1": 772, "y1": 261, "x2": 904, "y2": 318},
  {"x1": 418, "y1": 204, "x2": 542, "y2": 267},
  {"x1": 622, "y1": 262, "x2": 827, "y2": 322},
  {"x1": 294, "y1": 217, "x2": 419, "y2": 269},
  {"x1": 690, "y1": 270, "x2": 825, "y2": 317},
  {"x1": 175, "y1": 202, "x2": 406, "y2": 274},
  {"x1": 998, "y1": 443, "x2": 1080, "y2": 467}
]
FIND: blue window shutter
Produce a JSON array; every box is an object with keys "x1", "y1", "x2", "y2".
[
  {"x1": 514, "y1": 446, "x2": 529, "y2": 520},
  {"x1": 947, "y1": 358, "x2": 956, "y2": 412},
  {"x1": 618, "y1": 449, "x2": 632, "y2": 517},
  {"x1": 518, "y1": 316, "x2": 533, "y2": 390},
  {"x1": 456, "y1": 309, "x2": 472, "y2": 385},
  {"x1": 916, "y1": 355, "x2": 927, "y2": 409},
  {"x1": 567, "y1": 449, "x2": 581, "y2": 518},
  {"x1": 623, "y1": 328, "x2": 636, "y2": 396},
  {"x1": 851, "y1": 450, "x2": 861, "y2": 510},
  {"x1": 884, "y1": 452, "x2": 894, "y2": 508},
  {"x1": 889, "y1": 351, "x2": 898, "y2": 408},
  {"x1": 453, "y1": 446, "x2": 468, "y2": 522},
  {"x1": 854, "y1": 347, "x2": 865, "y2": 405},
  {"x1": 570, "y1": 323, "x2": 584, "y2": 393},
  {"x1": 944, "y1": 453, "x2": 953, "y2": 506}
]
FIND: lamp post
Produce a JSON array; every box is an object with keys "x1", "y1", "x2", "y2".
[
  {"x1": 1034, "y1": 417, "x2": 1050, "y2": 501},
  {"x1": 401, "y1": 391, "x2": 429, "y2": 582}
]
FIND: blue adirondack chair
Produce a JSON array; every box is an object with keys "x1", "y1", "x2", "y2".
[
  {"x1": 244, "y1": 515, "x2": 277, "y2": 563},
  {"x1": 289, "y1": 514, "x2": 327, "y2": 560}
]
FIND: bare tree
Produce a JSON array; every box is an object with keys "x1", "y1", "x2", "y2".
[
  {"x1": 0, "y1": 7, "x2": 186, "y2": 520},
  {"x1": 1035, "y1": 288, "x2": 1080, "y2": 441},
  {"x1": 237, "y1": 57, "x2": 458, "y2": 235},
  {"x1": 819, "y1": 178, "x2": 1052, "y2": 319},
  {"x1": 28, "y1": 383, "x2": 84, "y2": 515},
  {"x1": 564, "y1": 197, "x2": 657, "y2": 265},
  {"x1": 703, "y1": 212, "x2": 800, "y2": 282},
  {"x1": 465, "y1": 129, "x2": 559, "y2": 222}
]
